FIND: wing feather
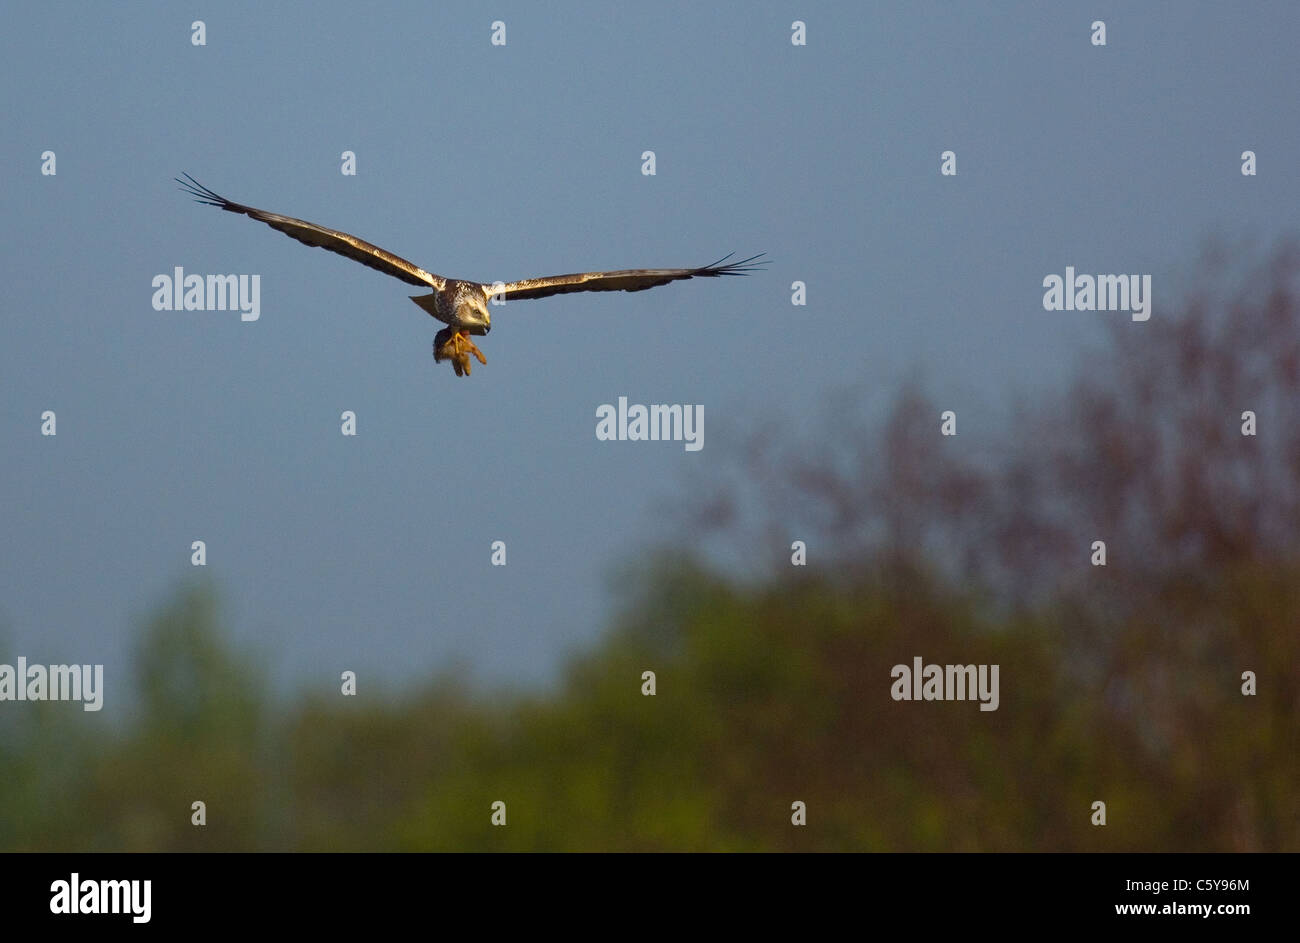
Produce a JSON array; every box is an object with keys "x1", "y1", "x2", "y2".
[
  {"x1": 493, "y1": 253, "x2": 767, "y2": 301},
  {"x1": 177, "y1": 174, "x2": 444, "y2": 289}
]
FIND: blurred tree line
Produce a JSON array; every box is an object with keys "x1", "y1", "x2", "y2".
[{"x1": 1, "y1": 240, "x2": 1295, "y2": 851}]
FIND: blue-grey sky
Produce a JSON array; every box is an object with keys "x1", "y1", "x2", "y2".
[{"x1": 3, "y1": 1, "x2": 1298, "y2": 704}]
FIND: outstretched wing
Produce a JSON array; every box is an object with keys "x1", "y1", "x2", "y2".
[
  {"x1": 491, "y1": 253, "x2": 767, "y2": 301},
  {"x1": 177, "y1": 174, "x2": 444, "y2": 289}
]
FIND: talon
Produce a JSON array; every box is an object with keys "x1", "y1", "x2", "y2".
[{"x1": 434, "y1": 329, "x2": 485, "y2": 377}]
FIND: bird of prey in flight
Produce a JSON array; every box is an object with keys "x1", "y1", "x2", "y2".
[{"x1": 177, "y1": 175, "x2": 766, "y2": 376}]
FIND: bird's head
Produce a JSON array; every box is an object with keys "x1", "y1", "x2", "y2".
[
  {"x1": 466, "y1": 295, "x2": 491, "y2": 336},
  {"x1": 453, "y1": 284, "x2": 491, "y2": 336}
]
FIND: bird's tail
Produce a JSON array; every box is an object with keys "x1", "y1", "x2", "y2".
[{"x1": 409, "y1": 294, "x2": 441, "y2": 318}]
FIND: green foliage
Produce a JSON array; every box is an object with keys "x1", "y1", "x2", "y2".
[{"x1": 0, "y1": 554, "x2": 1294, "y2": 851}]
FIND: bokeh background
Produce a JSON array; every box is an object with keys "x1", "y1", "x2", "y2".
[{"x1": 1, "y1": 2, "x2": 1297, "y2": 850}]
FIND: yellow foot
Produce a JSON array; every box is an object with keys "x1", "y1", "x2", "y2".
[{"x1": 436, "y1": 330, "x2": 487, "y2": 377}]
